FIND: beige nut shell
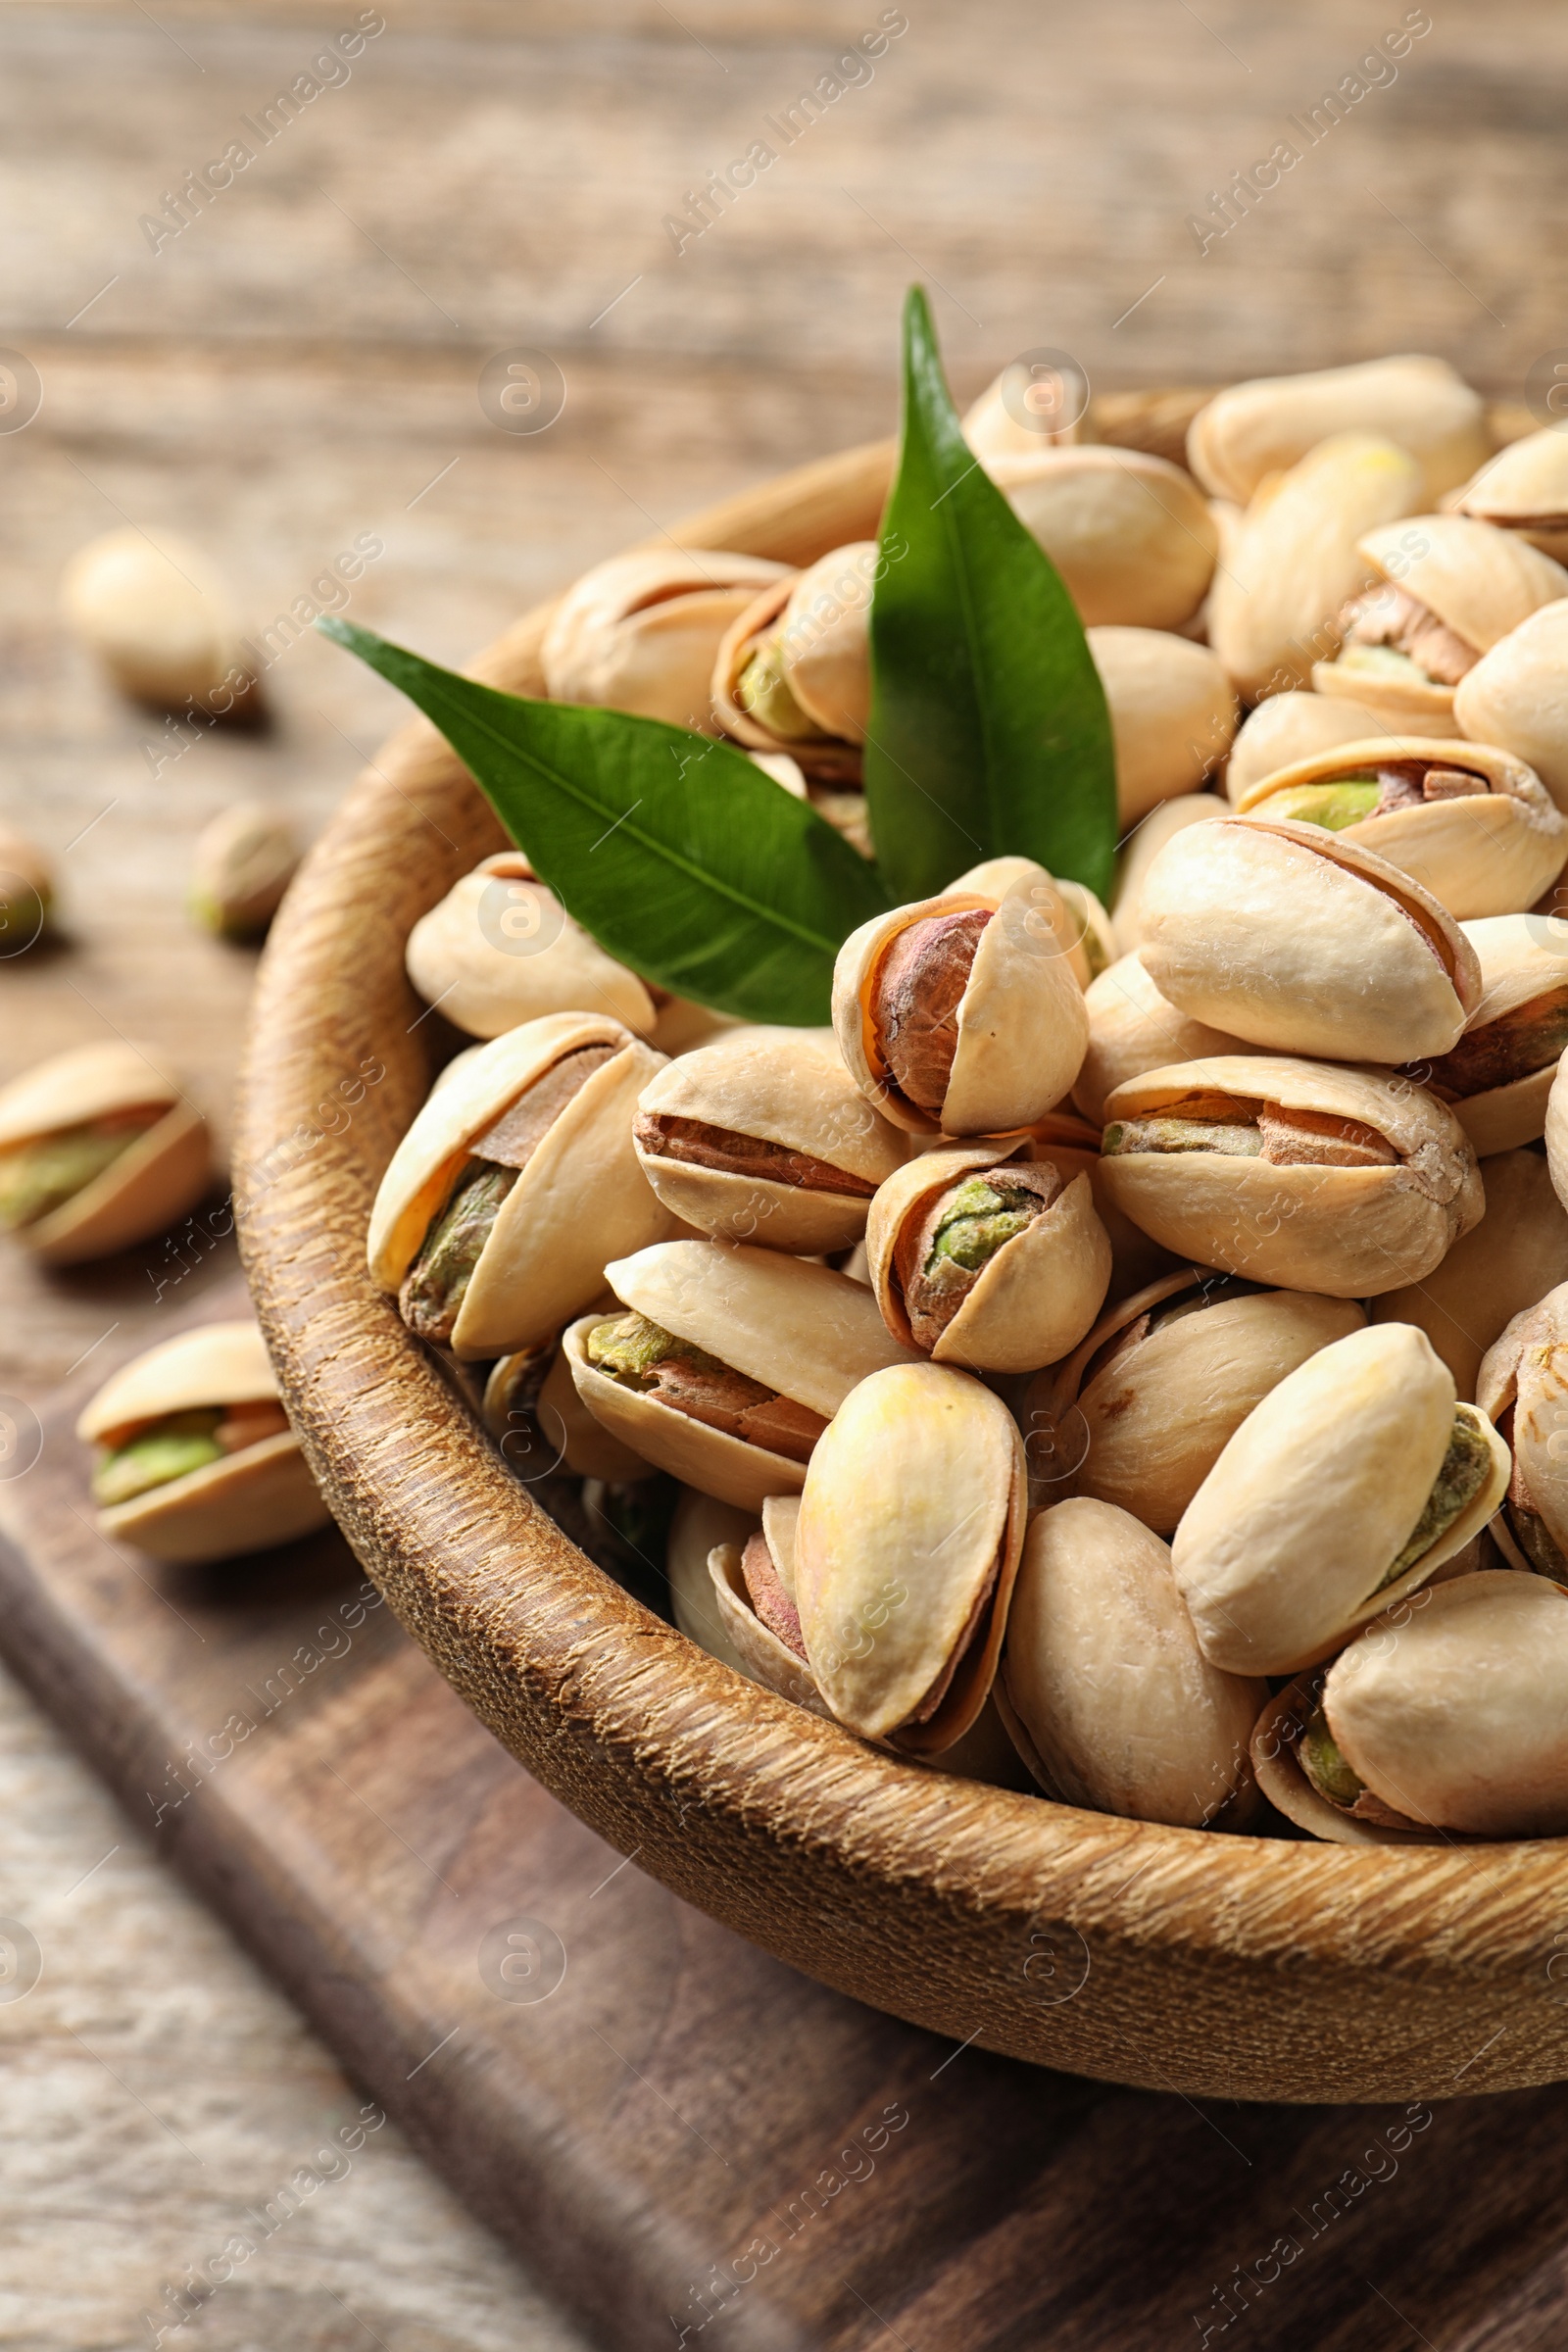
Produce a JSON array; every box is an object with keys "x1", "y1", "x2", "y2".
[
  {"x1": 0, "y1": 1040, "x2": 211, "y2": 1266},
  {"x1": 771, "y1": 543, "x2": 876, "y2": 743},
  {"x1": 947, "y1": 858, "x2": 1113, "y2": 994},
  {"x1": 1250, "y1": 1675, "x2": 1435, "y2": 1848},
  {"x1": 1225, "y1": 689, "x2": 1406, "y2": 803},
  {"x1": 866, "y1": 1144, "x2": 1111, "y2": 1375},
  {"x1": 710, "y1": 577, "x2": 863, "y2": 782},
  {"x1": 1376, "y1": 1149, "x2": 1568, "y2": 1401},
  {"x1": 1137, "y1": 814, "x2": 1480, "y2": 1063},
  {"x1": 1358, "y1": 513, "x2": 1568, "y2": 655},
  {"x1": 985, "y1": 447, "x2": 1217, "y2": 632},
  {"x1": 405, "y1": 853, "x2": 657, "y2": 1041},
  {"x1": 1477, "y1": 1281, "x2": 1568, "y2": 1566},
  {"x1": 1088, "y1": 626, "x2": 1238, "y2": 825},
  {"x1": 664, "y1": 1488, "x2": 759, "y2": 1673},
  {"x1": 1172, "y1": 1323, "x2": 1510, "y2": 1675},
  {"x1": 1071, "y1": 950, "x2": 1249, "y2": 1128},
  {"x1": 1108, "y1": 794, "x2": 1224, "y2": 957},
  {"x1": 1455, "y1": 602, "x2": 1568, "y2": 814},
  {"x1": 1451, "y1": 428, "x2": 1568, "y2": 562},
  {"x1": 1100, "y1": 1054, "x2": 1484, "y2": 1298},
  {"x1": 1186, "y1": 357, "x2": 1491, "y2": 507},
  {"x1": 1439, "y1": 914, "x2": 1568, "y2": 1156},
  {"x1": 539, "y1": 547, "x2": 789, "y2": 729},
  {"x1": 61, "y1": 527, "x2": 254, "y2": 710},
  {"x1": 1000, "y1": 1497, "x2": 1267, "y2": 1828},
  {"x1": 633, "y1": 1025, "x2": 906, "y2": 1253},
  {"x1": 962, "y1": 364, "x2": 1095, "y2": 462}
]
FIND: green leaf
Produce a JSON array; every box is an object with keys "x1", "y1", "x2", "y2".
[
  {"x1": 864, "y1": 286, "x2": 1118, "y2": 905},
  {"x1": 318, "y1": 617, "x2": 891, "y2": 1026}
]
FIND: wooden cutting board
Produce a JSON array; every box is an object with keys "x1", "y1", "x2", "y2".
[{"x1": 1, "y1": 1290, "x2": 1565, "y2": 2352}]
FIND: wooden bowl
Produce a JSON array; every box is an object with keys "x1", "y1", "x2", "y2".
[{"x1": 236, "y1": 412, "x2": 1568, "y2": 2106}]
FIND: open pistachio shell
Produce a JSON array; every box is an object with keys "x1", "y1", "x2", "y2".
[
  {"x1": 665, "y1": 1487, "x2": 759, "y2": 1673},
  {"x1": 948, "y1": 858, "x2": 1113, "y2": 992},
  {"x1": 368, "y1": 1012, "x2": 670, "y2": 1358},
  {"x1": 633, "y1": 1025, "x2": 906, "y2": 1253},
  {"x1": 1233, "y1": 737, "x2": 1568, "y2": 921},
  {"x1": 1100, "y1": 1054, "x2": 1483, "y2": 1297},
  {"x1": 1186, "y1": 357, "x2": 1491, "y2": 507},
  {"x1": 0, "y1": 1040, "x2": 212, "y2": 1266},
  {"x1": 769, "y1": 543, "x2": 876, "y2": 742},
  {"x1": 1207, "y1": 434, "x2": 1424, "y2": 703},
  {"x1": 1376, "y1": 1150, "x2": 1568, "y2": 1402},
  {"x1": 1477, "y1": 1283, "x2": 1568, "y2": 1571},
  {"x1": 866, "y1": 1142, "x2": 1110, "y2": 1375},
  {"x1": 961, "y1": 363, "x2": 1095, "y2": 461},
  {"x1": 1000, "y1": 1497, "x2": 1267, "y2": 1828},
  {"x1": 78, "y1": 1319, "x2": 329, "y2": 1564},
  {"x1": 1071, "y1": 950, "x2": 1249, "y2": 1128},
  {"x1": 833, "y1": 867, "x2": 1090, "y2": 1136},
  {"x1": 406, "y1": 852, "x2": 657, "y2": 1040},
  {"x1": 985, "y1": 447, "x2": 1217, "y2": 632},
  {"x1": 61, "y1": 528, "x2": 258, "y2": 713},
  {"x1": 794, "y1": 1362, "x2": 1026, "y2": 1752},
  {"x1": 1038, "y1": 1271, "x2": 1365, "y2": 1533},
  {"x1": 1088, "y1": 626, "x2": 1237, "y2": 824},
  {"x1": 1420, "y1": 915, "x2": 1568, "y2": 1155},
  {"x1": 189, "y1": 800, "x2": 300, "y2": 939},
  {"x1": 710, "y1": 575, "x2": 863, "y2": 782},
  {"x1": 708, "y1": 1495, "x2": 835, "y2": 1718},
  {"x1": 1173, "y1": 1323, "x2": 1510, "y2": 1675},
  {"x1": 1020, "y1": 1134, "x2": 1182, "y2": 1302},
  {"x1": 539, "y1": 546, "x2": 789, "y2": 730},
  {"x1": 1548, "y1": 1055, "x2": 1568, "y2": 1216},
  {"x1": 1108, "y1": 793, "x2": 1224, "y2": 957},
  {"x1": 1452, "y1": 428, "x2": 1568, "y2": 562},
  {"x1": 481, "y1": 1343, "x2": 652, "y2": 1484},
  {"x1": 1225, "y1": 690, "x2": 1406, "y2": 803},
  {"x1": 1138, "y1": 815, "x2": 1481, "y2": 1062},
  {"x1": 1250, "y1": 1675, "x2": 1435, "y2": 1848},
  {"x1": 1454, "y1": 603, "x2": 1568, "y2": 814}
]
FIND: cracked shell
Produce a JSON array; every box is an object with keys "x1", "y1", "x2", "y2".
[
  {"x1": 1225, "y1": 690, "x2": 1410, "y2": 803},
  {"x1": 406, "y1": 853, "x2": 658, "y2": 1040},
  {"x1": 0, "y1": 1040, "x2": 212, "y2": 1265},
  {"x1": 539, "y1": 546, "x2": 789, "y2": 729},
  {"x1": 984, "y1": 447, "x2": 1217, "y2": 632},
  {"x1": 793, "y1": 1361, "x2": 1026, "y2": 1753},
  {"x1": 1477, "y1": 1282, "x2": 1568, "y2": 1577},
  {"x1": 1419, "y1": 915, "x2": 1568, "y2": 1155},
  {"x1": 77, "y1": 1319, "x2": 329, "y2": 1563},
  {"x1": 1454, "y1": 602, "x2": 1568, "y2": 815},
  {"x1": 1186, "y1": 356, "x2": 1491, "y2": 507},
  {"x1": 1450, "y1": 428, "x2": 1568, "y2": 563},
  {"x1": 665, "y1": 1487, "x2": 759, "y2": 1675},
  {"x1": 710, "y1": 554, "x2": 871, "y2": 782},
  {"x1": 708, "y1": 1494, "x2": 833, "y2": 1718}
]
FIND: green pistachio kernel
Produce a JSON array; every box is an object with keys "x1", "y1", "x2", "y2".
[
  {"x1": 1334, "y1": 644, "x2": 1431, "y2": 683},
  {"x1": 1102, "y1": 1116, "x2": 1262, "y2": 1157},
  {"x1": 93, "y1": 1408, "x2": 223, "y2": 1506},
  {"x1": 1381, "y1": 1408, "x2": 1493, "y2": 1589},
  {"x1": 1299, "y1": 1701, "x2": 1366, "y2": 1813},
  {"x1": 734, "y1": 640, "x2": 819, "y2": 741},
  {"x1": 926, "y1": 1178, "x2": 1039, "y2": 1275},
  {"x1": 398, "y1": 1162, "x2": 516, "y2": 1342},
  {"x1": 1253, "y1": 779, "x2": 1381, "y2": 831},
  {"x1": 0, "y1": 1120, "x2": 149, "y2": 1232},
  {"x1": 586, "y1": 1310, "x2": 725, "y2": 1386}
]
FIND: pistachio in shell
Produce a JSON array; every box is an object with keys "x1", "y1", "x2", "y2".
[
  {"x1": 793, "y1": 1361, "x2": 1026, "y2": 1752},
  {"x1": 61, "y1": 528, "x2": 259, "y2": 715},
  {"x1": 1186, "y1": 356, "x2": 1491, "y2": 507},
  {"x1": 0, "y1": 823, "x2": 53, "y2": 954},
  {"x1": 1100, "y1": 1054, "x2": 1483, "y2": 1298},
  {"x1": 1450, "y1": 427, "x2": 1568, "y2": 563},
  {"x1": 1454, "y1": 602, "x2": 1568, "y2": 815},
  {"x1": 189, "y1": 800, "x2": 300, "y2": 939},
  {"x1": 482, "y1": 1336, "x2": 651, "y2": 1485},
  {"x1": 1477, "y1": 1283, "x2": 1568, "y2": 1580},
  {"x1": 710, "y1": 551, "x2": 873, "y2": 782},
  {"x1": 1225, "y1": 689, "x2": 1403, "y2": 804},
  {"x1": 1172, "y1": 1322, "x2": 1510, "y2": 1676},
  {"x1": 984, "y1": 447, "x2": 1217, "y2": 633},
  {"x1": 1088, "y1": 626, "x2": 1238, "y2": 825},
  {"x1": 832, "y1": 864, "x2": 1090, "y2": 1137},
  {"x1": 77, "y1": 1319, "x2": 329, "y2": 1564},
  {"x1": 405, "y1": 852, "x2": 658, "y2": 1040},
  {"x1": 1407, "y1": 914, "x2": 1568, "y2": 1155},
  {"x1": 1034, "y1": 1269, "x2": 1365, "y2": 1533},
  {"x1": 633, "y1": 1025, "x2": 906, "y2": 1253},
  {"x1": 947, "y1": 856, "x2": 1114, "y2": 992},
  {"x1": 1136, "y1": 814, "x2": 1481, "y2": 1063},
  {"x1": 1071, "y1": 949, "x2": 1248, "y2": 1129},
  {"x1": 866, "y1": 1141, "x2": 1111, "y2": 1374},
  {"x1": 564, "y1": 1238, "x2": 920, "y2": 1512},
  {"x1": 1375, "y1": 1148, "x2": 1568, "y2": 1402},
  {"x1": 666, "y1": 1486, "x2": 760, "y2": 1675},
  {"x1": 539, "y1": 546, "x2": 789, "y2": 730},
  {"x1": 368, "y1": 1012, "x2": 671, "y2": 1359},
  {"x1": 0, "y1": 1040, "x2": 212, "y2": 1265},
  {"x1": 708, "y1": 1493, "x2": 832, "y2": 1717},
  {"x1": 961, "y1": 361, "x2": 1095, "y2": 461},
  {"x1": 999, "y1": 1497, "x2": 1267, "y2": 1827},
  {"x1": 1108, "y1": 793, "x2": 1224, "y2": 958}
]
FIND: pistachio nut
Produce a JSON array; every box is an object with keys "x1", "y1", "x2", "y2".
[
  {"x1": 1108, "y1": 793, "x2": 1224, "y2": 958},
  {"x1": 1453, "y1": 603, "x2": 1568, "y2": 814},
  {"x1": 998, "y1": 1497, "x2": 1268, "y2": 1827},
  {"x1": 984, "y1": 447, "x2": 1217, "y2": 632},
  {"x1": 1035, "y1": 1269, "x2": 1365, "y2": 1532},
  {"x1": 1100, "y1": 1054, "x2": 1483, "y2": 1297},
  {"x1": 961, "y1": 362, "x2": 1095, "y2": 461},
  {"x1": 1172, "y1": 1322, "x2": 1510, "y2": 1675},
  {"x1": 947, "y1": 855, "x2": 1113, "y2": 991},
  {"x1": 708, "y1": 1492, "x2": 832, "y2": 1717},
  {"x1": 77, "y1": 1319, "x2": 329, "y2": 1563},
  {"x1": 1258, "y1": 1574, "x2": 1568, "y2": 1842},
  {"x1": 1137, "y1": 814, "x2": 1482, "y2": 1062},
  {"x1": 832, "y1": 865, "x2": 1090, "y2": 1136},
  {"x1": 633, "y1": 1025, "x2": 906, "y2": 1253},
  {"x1": 406, "y1": 852, "x2": 659, "y2": 1041},
  {"x1": 1071, "y1": 949, "x2": 1249, "y2": 1129},
  {"x1": 793, "y1": 1361, "x2": 1026, "y2": 1752},
  {"x1": 1233, "y1": 738, "x2": 1567, "y2": 922},
  {"x1": 1548, "y1": 1052, "x2": 1568, "y2": 1215},
  {"x1": 538, "y1": 546, "x2": 789, "y2": 730},
  {"x1": 0, "y1": 823, "x2": 53, "y2": 951},
  {"x1": 61, "y1": 528, "x2": 258, "y2": 715},
  {"x1": 1206, "y1": 434, "x2": 1424, "y2": 703},
  {"x1": 1225, "y1": 689, "x2": 1406, "y2": 803},
  {"x1": 482, "y1": 1336, "x2": 651, "y2": 1484},
  {"x1": 1477, "y1": 1283, "x2": 1568, "y2": 1579},
  {"x1": 1313, "y1": 514, "x2": 1568, "y2": 731},
  {"x1": 866, "y1": 1141, "x2": 1111, "y2": 1374},
  {"x1": 1087, "y1": 626, "x2": 1238, "y2": 824},
  {"x1": 564, "y1": 1238, "x2": 919, "y2": 1511},
  {"x1": 0, "y1": 1041, "x2": 211, "y2": 1265},
  {"x1": 665, "y1": 1486, "x2": 760, "y2": 1674},
  {"x1": 1405, "y1": 915, "x2": 1568, "y2": 1154},
  {"x1": 189, "y1": 800, "x2": 301, "y2": 939},
  {"x1": 368, "y1": 1012, "x2": 670, "y2": 1358},
  {"x1": 710, "y1": 548, "x2": 874, "y2": 781},
  {"x1": 1020, "y1": 1117, "x2": 1184, "y2": 1303},
  {"x1": 1186, "y1": 356, "x2": 1491, "y2": 507},
  {"x1": 1375, "y1": 1148, "x2": 1568, "y2": 1401},
  {"x1": 1450, "y1": 427, "x2": 1568, "y2": 563}
]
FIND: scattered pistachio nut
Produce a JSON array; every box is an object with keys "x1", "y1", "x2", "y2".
[
  {"x1": 1476, "y1": 1283, "x2": 1568, "y2": 1579},
  {"x1": 1374, "y1": 1148, "x2": 1568, "y2": 1402},
  {"x1": 1406, "y1": 914, "x2": 1568, "y2": 1154},
  {"x1": 61, "y1": 527, "x2": 258, "y2": 714},
  {"x1": 984, "y1": 446, "x2": 1217, "y2": 632},
  {"x1": 189, "y1": 800, "x2": 301, "y2": 939},
  {"x1": 1225, "y1": 690, "x2": 1405, "y2": 803},
  {"x1": 1088, "y1": 626, "x2": 1238, "y2": 825},
  {"x1": 539, "y1": 546, "x2": 789, "y2": 730},
  {"x1": 1071, "y1": 949, "x2": 1248, "y2": 1129},
  {"x1": 406, "y1": 852, "x2": 659, "y2": 1041},
  {"x1": 710, "y1": 547, "x2": 874, "y2": 781},
  {"x1": 1186, "y1": 356, "x2": 1491, "y2": 507},
  {"x1": 77, "y1": 1319, "x2": 329, "y2": 1563},
  {"x1": 1449, "y1": 427, "x2": 1568, "y2": 563},
  {"x1": 1453, "y1": 602, "x2": 1568, "y2": 816},
  {"x1": 0, "y1": 1040, "x2": 211, "y2": 1265}
]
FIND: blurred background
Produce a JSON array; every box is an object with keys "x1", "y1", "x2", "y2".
[{"x1": 2, "y1": 2, "x2": 1564, "y2": 2342}]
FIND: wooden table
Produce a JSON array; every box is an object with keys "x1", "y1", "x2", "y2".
[{"x1": 3, "y1": 3, "x2": 1566, "y2": 2344}]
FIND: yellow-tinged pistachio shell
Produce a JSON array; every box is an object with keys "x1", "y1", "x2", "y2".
[
  {"x1": 1172, "y1": 1323, "x2": 1510, "y2": 1674},
  {"x1": 0, "y1": 1040, "x2": 212, "y2": 1266},
  {"x1": 61, "y1": 528, "x2": 259, "y2": 714},
  {"x1": 633, "y1": 1025, "x2": 906, "y2": 1253},
  {"x1": 1100, "y1": 1054, "x2": 1483, "y2": 1297},
  {"x1": 539, "y1": 546, "x2": 789, "y2": 729},
  {"x1": 1376, "y1": 1150, "x2": 1568, "y2": 1401},
  {"x1": 665, "y1": 1487, "x2": 759, "y2": 1673},
  {"x1": 1137, "y1": 815, "x2": 1481, "y2": 1061},
  {"x1": 1071, "y1": 949, "x2": 1249, "y2": 1128},
  {"x1": 189, "y1": 800, "x2": 300, "y2": 939},
  {"x1": 1234, "y1": 737, "x2": 1568, "y2": 921},
  {"x1": 1108, "y1": 793, "x2": 1225, "y2": 957},
  {"x1": 985, "y1": 447, "x2": 1217, "y2": 631},
  {"x1": 1087, "y1": 626, "x2": 1238, "y2": 824},
  {"x1": 406, "y1": 852, "x2": 658, "y2": 1040},
  {"x1": 769, "y1": 543, "x2": 877, "y2": 742},
  {"x1": 832, "y1": 866, "x2": 1090, "y2": 1136},
  {"x1": 866, "y1": 1142, "x2": 1110, "y2": 1374},
  {"x1": 1454, "y1": 603, "x2": 1568, "y2": 814},
  {"x1": 1038, "y1": 1270, "x2": 1365, "y2": 1532},
  {"x1": 999, "y1": 1497, "x2": 1268, "y2": 1826},
  {"x1": 77, "y1": 1319, "x2": 329, "y2": 1564},
  {"x1": 947, "y1": 856, "x2": 1113, "y2": 991},
  {"x1": 1187, "y1": 357, "x2": 1491, "y2": 506},
  {"x1": 1451, "y1": 428, "x2": 1568, "y2": 561},
  {"x1": 1417, "y1": 914, "x2": 1568, "y2": 1154},
  {"x1": 710, "y1": 573, "x2": 864, "y2": 782},
  {"x1": 794, "y1": 1362, "x2": 1026, "y2": 1751},
  {"x1": 0, "y1": 823, "x2": 53, "y2": 948},
  {"x1": 1225, "y1": 689, "x2": 1411, "y2": 802},
  {"x1": 961, "y1": 363, "x2": 1095, "y2": 460},
  {"x1": 1477, "y1": 1282, "x2": 1568, "y2": 1576},
  {"x1": 367, "y1": 1012, "x2": 670, "y2": 1357},
  {"x1": 1206, "y1": 434, "x2": 1424, "y2": 702}
]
